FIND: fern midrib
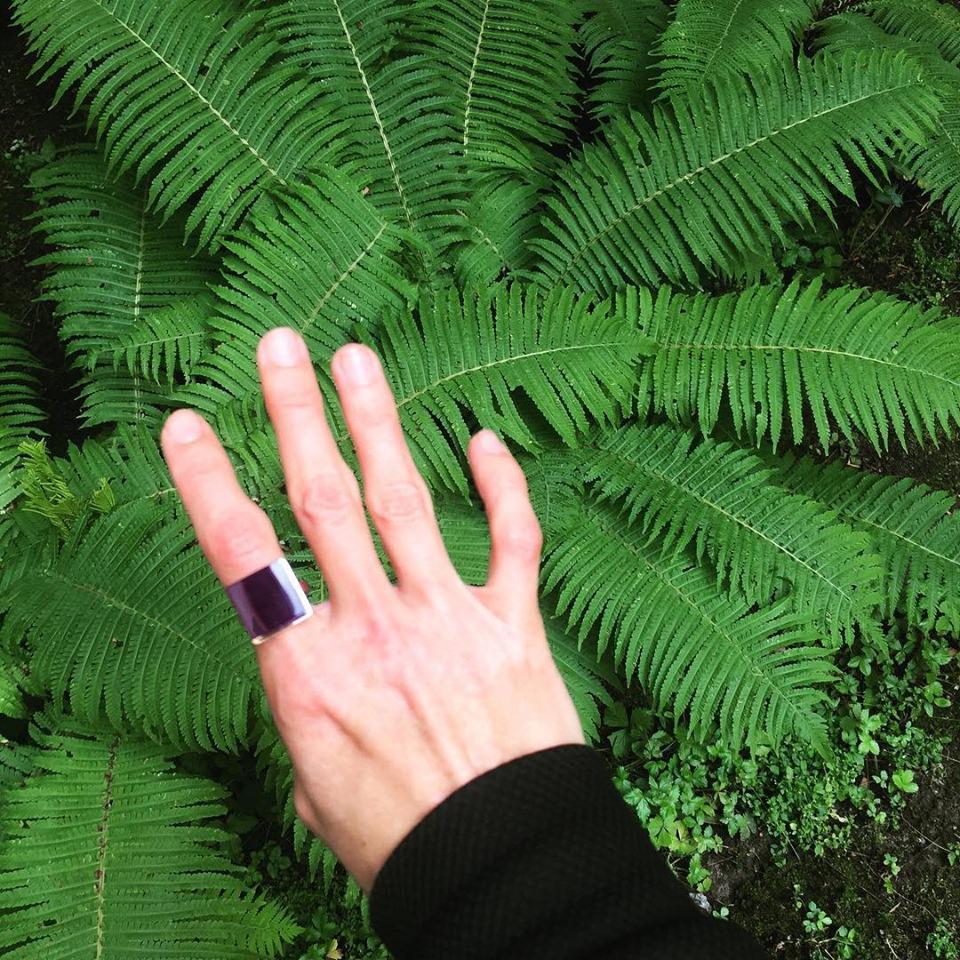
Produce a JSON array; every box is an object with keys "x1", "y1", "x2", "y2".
[
  {"x1": 462, "y1": 0, "x2": 492, "y2": 152},
  {"x1": 602, "y1": 451, "x2": 857, "y2": 604},
  {"x1": 332, "y1": 0, "x2": 416, "y2": 231},
  {"x1": 848, "y1": 514, "x2": 960, "y2": 571},
  {"x1": 396, "y1": 340, "x2": 627, "y2": 408},
  {"x1": 130, "y1": 204, "x2": 147, "y2": 422},
  {"x1": 591, "y1": 508, "x2": 806, "y2": 715},
  {"x1": 457, "y1": 207, "x2": 508, "y2": 264},
  {"x1": 299, "y1": 223, "x2": 388, "y2": 333},
  {"x1": 656, "y1": 339, "x2": 960, "y2": 390},
  {"x1": 694, "y1": 0, "x2": 747, "y2": 89},
  {"x1": 554, "y1": 80, "x2": 917, "y2": 283},
  {"x1": 95, "y1": 0, "x2": 285, "y2": 183},
  {"x1": 94, "y1": 736, "x2": 119, "y2": 960}
]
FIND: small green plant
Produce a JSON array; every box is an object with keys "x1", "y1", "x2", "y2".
[{"x1": 928, "y1": 918, "x2": 960, "y2": 960}]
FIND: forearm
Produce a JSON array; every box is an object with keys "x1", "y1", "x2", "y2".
[{"x1": 369, "y1": 744, "x2": 768, "y2": 959}]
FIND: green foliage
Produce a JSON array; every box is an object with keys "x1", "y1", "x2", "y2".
[
  {"x1": 774, "y1": 454, "x2": 960, "y2": 631},
  {"x1": 405, "y1": 0, "x2": 579, "y2": 172},
  {"x1": 0, "y1": 314, "x2": 46, "y2": 550},
  {"x1": 540, "y1": 492, "x2": 835, "y2": 753},
  {"x1": 578, "y1": 0, "x2": 671, "y2": 119},
  {"x1": 637, "y1": 277, "x2": 960, "y2": 454},
  {"x1": 580, "y1": 420, "x2": 883, "y2": 643},
  {"x1": 4, "y1": 1, "x2": 960, "y2": 950},
  {"x1": 654, "y1": 0, "x2": 818, "y2": 96},
  {"x1": 1, "y1": 499, "x2": 263, "y2": 752},
  {"x1": 532, "y1": 49, "x2": 941, "y2": 292},
  {"x1": 14, "y1": 0, "x2": 340, "y2": 251},
  {"x1": 29, "y1": 146, "x2": 219, "y2": 427},
  {"x1": 0, "y1": 713, "x2": 300, "y2": 959}
]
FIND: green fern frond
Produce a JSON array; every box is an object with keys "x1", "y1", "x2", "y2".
[
  {"x1": 363, "y1": 282, "x2": 651, "y2": 497},
  {"x1": 29, "y1": 147, "x2": 219, "y2": 428},
  {"x1": 405, "y1": 0, "x2": 579, "y2": 172},
  {"x1": 654, "y1": 0, "x2": 819, "y2": 96},
  {"x1": 0, "y1": 314, "x2": 46, "y2": 550},
  {"x1": 816, "y1": 10, "x2": 960, "y2": 228},
  {"x1": 579, "y1": 0, "x2": 671, "y2": 120},
  {"x1": 774, "y1": 454, "x2": 960, "y2": 629},
  {"x1": 862, "y1": 0, "x2": 960, "y2": 67},
  {"x1": 531, "y1": 49, "x2": 941, "y2": 292},
  {"x1": 0, "y1": 499, "x2": 264, "y2": 751},
  {"x1": 174, "y1": 168, "x2": 417, "y2": 416},
  {"x1": 13, "y1": 0, "x2": 342, "y2": 250},
  {"x1": 263, "y1": 0, "x2": 464, "y2": 256},
  {"x1": 580, "y1": 421, "x2": 883, "y2": 644},
  {"x1": 451, "y1": 173, "x2": 540, "y2": 286},
  {"x1": 539, "y1": 495, "x2": 835, "y2": 754},
  {"x1": 636, "y1": 277, "x2": 960, "y2": 454},
  {"x1": 0, "y1": 715, "x2": 300, "y2": 958},
  {"x1": 110, "y1": 295, "x2": 216, "y2": 391},
  {"x1": 0, "y1": 653, "x2": 28, "y2": 720}
]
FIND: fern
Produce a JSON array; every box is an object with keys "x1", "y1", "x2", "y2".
[
  {"x1": 0, "y1": 315, "x2": 46, "y2": 551},
  {"x1": 862, "y1": 0, "x2": 960, "y2": 67},
  {"x1": 579, "y1": 0, "x2": 671, "y2": 120},
  {"x1": 30, "y1": 147, "x2": 219, "y2": 428},
  {"x1": 579, "y1": 421, "x2": 883, "y2": 644},
  {"x1": 0, "y1": 499, "x2": 265, "y2": 752},
  {"x1": 262, "y1": 0, "x2": 464, "y2": 257},
  {"x1": 358, "y1": 282, "x2": 652, "y2": 497},
  {"x1": 0, "y1": 714, "x2": 299, "y2": 958},
  {"x1": 531, "y1": 48, "x2": 941, "y2": 292},
  {"x1": 538, "y1": 493, "x2": 835, "y2": 754},
  {"x1": 110, "y1": 295, "x2": 217, "y2": 391},
  {"x1": 774, "y1": 454, "x2": 960, "y2": 630},
  {"x1": 654, "y1": 0, "x2": 819, "y2": 96},
  {"x1": 451, "y1": 173, "x2": 541, "y2": 286},
  {"x1": 13, "y1": 0, "x2": 341, "y2": 250},
  {"x1": 816, "y1": 8, "x2": 960, "y2": 228},
  {"x1": 404, "y1": 0, "x2": 579, "y2": 172},
  {"x1": 635, "y1": 277, "x2": 960, "y2": 454},
  {"x1": 175, "y1": 167, "x2": 417, "y2": 417}
]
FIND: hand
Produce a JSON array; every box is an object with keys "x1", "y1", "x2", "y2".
[{"x1": 160, "y1": 327, "x2": 585, "y2": 892}]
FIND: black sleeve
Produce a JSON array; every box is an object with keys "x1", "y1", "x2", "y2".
[{"x1": 369, "y1": 743, "x2": 769, "y2": 959}]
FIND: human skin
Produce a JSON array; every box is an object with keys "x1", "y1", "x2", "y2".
[{"x1": 159, "y1": 327, "x2": 585, "y2": 893}]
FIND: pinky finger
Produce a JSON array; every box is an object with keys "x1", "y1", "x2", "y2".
[{"x1": 467, "y1": 429, "x2": 545, "y2": 630}]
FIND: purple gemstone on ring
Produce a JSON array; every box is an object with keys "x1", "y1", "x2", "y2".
[{"x1": 225, "y1": 557, "x2": 313, "y2": 644}]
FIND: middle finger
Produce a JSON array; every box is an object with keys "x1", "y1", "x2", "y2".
[
  {"x1": 258, "y1": 327, "x2": 393, "y2": 611},
  {"x1": 330, "y1": 342, "x2": 461, "y2": 600}
]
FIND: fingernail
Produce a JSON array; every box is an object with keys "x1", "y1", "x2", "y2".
[
  {"x1": 166, "y1": 409, "x2": 204, "y2": 443},
  {"x1": 476, "y1": 429, "x2": 506, "y2": 453},
  {"x1": 337, "y1": 345, "x2": 379, "y2": 386},
  {"x1": 266, "y1": 327, "x2": 307, "y2": 367}
]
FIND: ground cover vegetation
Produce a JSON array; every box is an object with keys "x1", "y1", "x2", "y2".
[{"x1": 0, "y1": 0, "x2": 958, "y2": 956}]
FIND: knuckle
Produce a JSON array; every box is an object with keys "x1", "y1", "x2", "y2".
[
  {"x1": 367, "y1": 481, "x2": 426, "y2": 525},
  {"x1": 208, "y1": 509, "x2": 271, "y2": 563},
  {"x1": 353, "y1": 394, "x2": 394, "y2": 429},
  {"x1": 296, "y1": 473, "x2": 354, "y2": 525},
  {"x1": 499, "y1": 514, "x2": 543, "y2": 560}
]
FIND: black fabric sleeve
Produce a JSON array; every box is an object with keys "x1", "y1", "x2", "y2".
[{"x1": 369, "y1": 743, "x2": 769, "y2": 959}]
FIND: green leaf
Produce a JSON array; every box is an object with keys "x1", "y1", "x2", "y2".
[
  {"x1": 531, "y1": 49, "x2": 942, "y2": 292},
  {"x1": 0, "y1": 715, "x2": 300, "y2": 958},
  {"x1": 636, "y1": 277, "x2": 960, "y2": 453},
  {"x1": 14, "y1": 0, "x2": 342, "y2": 249}
]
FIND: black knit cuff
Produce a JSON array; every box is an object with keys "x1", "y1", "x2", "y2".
[{"x1": 368, "y1": 744, "x2": 729, "y2": 960}]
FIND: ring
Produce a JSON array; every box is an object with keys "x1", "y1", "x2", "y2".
[{"x1": 225, "y1": 556, "x2": 314, "y2": 645}]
